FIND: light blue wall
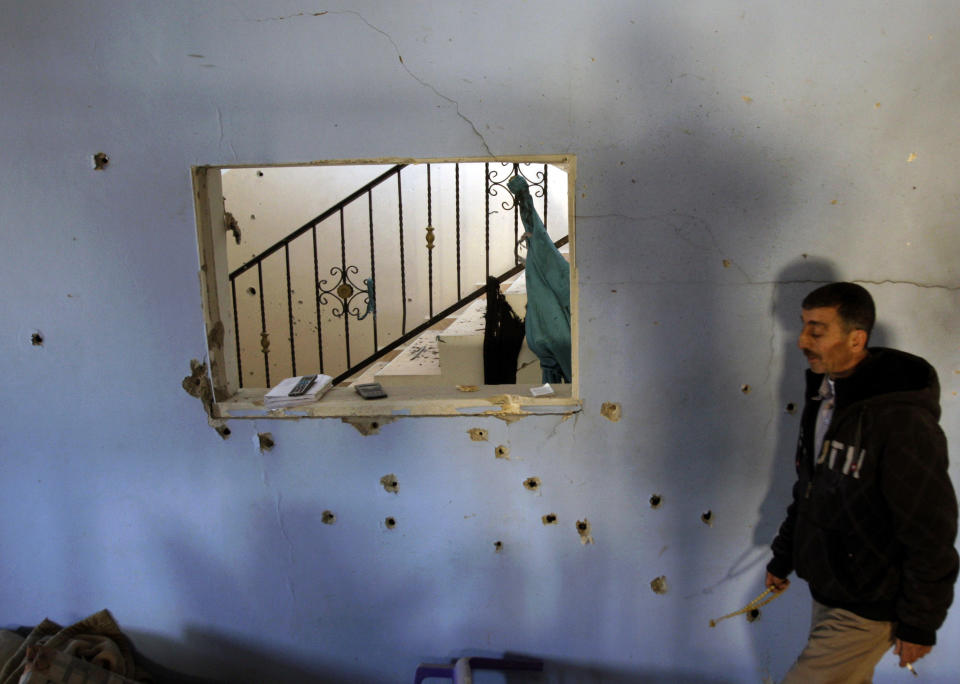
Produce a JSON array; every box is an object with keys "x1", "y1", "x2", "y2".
[{"x1": 1, "y1": 2, "x2": 958, "y2": 682}]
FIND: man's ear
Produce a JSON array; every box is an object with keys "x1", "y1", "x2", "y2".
[{"x1": 849, "y1": 328, "x2": 868, "y2": 352}]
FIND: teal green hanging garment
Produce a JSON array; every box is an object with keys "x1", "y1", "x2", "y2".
[{"x1": 507, "y1": 175, "x2": 571, "y2": 384}]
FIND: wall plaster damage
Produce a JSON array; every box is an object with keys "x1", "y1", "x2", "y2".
[
  {"x1": 600, "y1": 402, "x2": 621, "y2": 422},
  {"x1": 541, "y1": 513, "x2": 558, "y2": 525},
  {"x1": 576, "y1": 518, "x2": 593, "y2": 544},
  {"x1": 341, "y1": 416, "x2": 394, "y2": 435},
  {"x1": 495, "y1": 445, "x2": 510, "y2": 459},
  {"x1": 380, "y1": 474, "x2": 399, "y2": 493},
  {"x1": 257, "y1": 432, "x2": 274, "y2": 451},
  {"x1": 181, "y1": 359, "x2": 230, "y2": 438},
  {"x1": 468, "y1": 428, "x2": 488, "y2": 442},
  {"x1": 650, "y1": 576, "x2": 668, "y2": 595}
]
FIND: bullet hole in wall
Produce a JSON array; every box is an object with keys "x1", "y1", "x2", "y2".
[
  {"x1": 741, "y1": 384, "x2": 751, "y2": 394},
  {"x1": 258, "y1": 432, "x2": 274, "y2": 451},
  {"x1": 495, "y1": 445, "x2": 510, "y2": 459},
  {"x1": 523, "y1": 477, "x2": 541, "y2": 491},
  {"x1": 469, "y1": 428, "x2": 488, "y2": 442},
  {"x1": 380, "y1": 474, "x2": 399, "y2": 493},
  {"x1": 649, "y1": 494, "x2": 663, "y2": 509},
  {"x1": 785, "y1": 402, "x2": 797, "y2": 414},
  {"x1": 385, "y1": 516, "x2": 397, "y2": 529},
  {"x1": 701, "y1": 510, "x2": 714, "y2": 526},
  {"x1": 576, "y1": 518, "x2": 593, "y2": 544},
  {"x1": 494, "y1": 541, "x2": 503, "y2": 552},
  {"x1": 93, "y1": 152, "x2": 109, "y2": 170},
  {"x1": 181, "y1": 359, "x2": 226, "y2": 437},
  {"x1": 746, "y1": 608, "x2": 761, "y2": 623},
  {"x1": 256, "y1": 170, "x2": 264, "y2": 177},
  {"x1": 341, "y1": 416, "x2": 393, "y2": 435},
  {"x1": 542, "y1": 513, "x2": 558, "y2": 525},
  {"x1": 247, "y1": 287, "x2": 257, "y2": 296},
  {"x1": 31, "y1": 332, "x2": 44, "y2": 347},
  {"x1": 600, "y1": 402, "x2": 622, "y2": 422},
  {"x1": 321, "y1": 510, "x2": 336, "y2": 524},
  {"x1": 650, "y1": 576, "x2": 668, "y2": 595},
  {"x1": 223, "y1": 212, "x2": 241, "y2": 245}
]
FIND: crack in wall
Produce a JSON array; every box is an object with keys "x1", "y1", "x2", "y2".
[
  {"x1": 274, "y1": 490, "x2": 298, "y2": 606},
  {"x1": 216, "y1": 107, "x2": 238, "y2": 161},
  {"x1": 287, "y1": 9, "x2": 494, "y2": 156},
  {"x1": 579, "y1": 214, "x2": 960, "y2": 291},
  {"x1": 579, "y1": 212, "x2": 754, "y2": 282},
  {"x1": 254, "y1": 11, "x2": 329, "y2": 21}
]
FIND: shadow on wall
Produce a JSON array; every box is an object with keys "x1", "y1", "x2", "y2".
[
  {"x1": 752, "y1": 256, "x2": 839, "y2": 549},
  {"x1": 128, "y1": 627, "x2": 361, "y2": 684},
  {"x1": 574, "y1": 52, "x2": 807, "y2": 666},
  {"x1": 132, "y1": 489, "x2": 744, "y2": 684}
]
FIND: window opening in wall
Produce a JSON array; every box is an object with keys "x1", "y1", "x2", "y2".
[{"x1": 192, "y1": 156, "x2": 578, "y2": 419}]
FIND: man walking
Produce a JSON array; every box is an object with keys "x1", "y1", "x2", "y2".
[{"x1": 767, "y1": 282, "x2": 958, "y2": 682}]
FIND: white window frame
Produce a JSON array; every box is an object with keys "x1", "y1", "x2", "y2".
[{"x1": 191, "y1": 155, "x2": 581, "y2": 422}]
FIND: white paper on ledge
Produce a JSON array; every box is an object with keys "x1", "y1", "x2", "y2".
[
  {"x1": 529, "y1": 383, "x2": 554, "y2": 397},
  {"x1": 264, "y1": 374, "x2": 333, "y2": 408}
]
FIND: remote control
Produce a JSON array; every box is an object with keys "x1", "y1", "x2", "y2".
[{"x1": 288, "y1": 374, "x2": 318, "y2": 397}]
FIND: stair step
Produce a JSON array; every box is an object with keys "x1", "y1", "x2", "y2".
[
  {"x1": 373, "y1": 272, "x2": 550, "y2": 388},
  {"x1": 435, "y1": 295, "x2": 540, "y2": 385},
  {"x1": 374, "y1": 329, "x2": 443, "y2": 388}
]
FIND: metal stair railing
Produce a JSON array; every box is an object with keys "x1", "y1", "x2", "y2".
[
  {"x1": 333, "y1": 234, "x2": 568, "y2": 386},
  {"x1": 226, "y1": 161, "x2": 560, "y2": 389}
]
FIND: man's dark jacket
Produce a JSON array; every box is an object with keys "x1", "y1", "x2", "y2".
[{"x1": 768, "y1": 348, "x2": 958, "y2": 646}]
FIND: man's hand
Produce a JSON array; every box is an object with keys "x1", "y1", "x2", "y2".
[
  {"x1": 894, "y1": 639, "x2": 931, "y2": 668},
  {"x1": 765, "y1": 571, "x2": 790, "y2": 593}
]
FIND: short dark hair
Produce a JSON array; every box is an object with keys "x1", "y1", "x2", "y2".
[{"x1": 802, "y1": 282, "x2": 875, "y2": 338}]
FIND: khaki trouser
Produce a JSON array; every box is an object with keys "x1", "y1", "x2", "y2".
[{"x1": 780, "y1": 599, "x2": 895, "y2": 684}]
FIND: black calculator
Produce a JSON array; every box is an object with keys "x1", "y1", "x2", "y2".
[
  {"x1": 288, "y1": 374, "x2": 318, "y2": 397},
  {"x1": 354, "y1": 382, "x2": 387, "y2": 399}
]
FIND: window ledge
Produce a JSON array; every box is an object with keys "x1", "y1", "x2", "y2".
[{"x1": 214, "y1": 384, "x2": 581, "y2": 421}]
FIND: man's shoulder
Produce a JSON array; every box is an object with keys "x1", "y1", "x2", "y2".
[{"x1": 845, "y1": 348, "x2": 939, "y2": 407}]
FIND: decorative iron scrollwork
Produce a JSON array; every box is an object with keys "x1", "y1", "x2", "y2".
[
  {"x1": 318, "y1": 265, "x2": 376, "y2": 321},
  {"x1": 487, "y1": 162, "x2": 546, "y2": 211}
]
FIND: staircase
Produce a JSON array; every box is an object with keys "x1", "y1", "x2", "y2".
[{"x1": 359, "y1": 245, "x2": 569, "y2": 389}]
